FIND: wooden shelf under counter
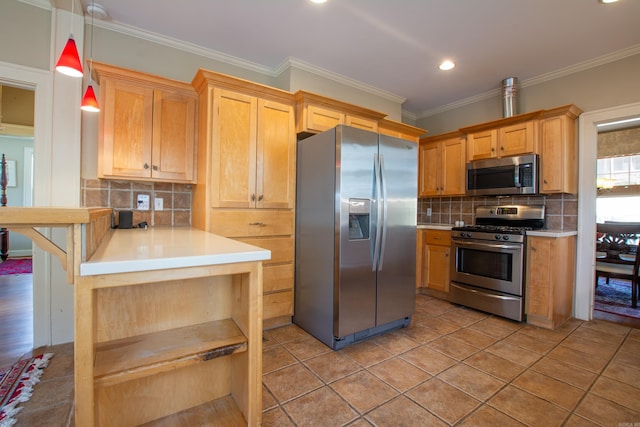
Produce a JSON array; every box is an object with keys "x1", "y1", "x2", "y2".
[{"x1": 75, "y1": 228, "x2": 269, "y2": 426}]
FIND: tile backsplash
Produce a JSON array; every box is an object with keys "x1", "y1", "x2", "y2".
[
  {"x1": 418, "y1": 193, "x2": 577, "y2": 231},
  {"x1": 81, "y1": 179, "x2": 192, "y2": 227}
]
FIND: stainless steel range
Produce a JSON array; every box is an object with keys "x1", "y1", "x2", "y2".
[{"x1": 449, "y1": 205, "x2": 545, "y2": 321}]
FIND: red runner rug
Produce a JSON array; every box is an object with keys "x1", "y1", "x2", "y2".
[
  {"x1": 0, "y1": 353, "x2": 53, "y2": 426},
  {"x1": 594, "y1": 277, "x2": 640, "y2": 319},
  {"x1": 0, "y1": 258, "x2": 32, "y2": 276}
]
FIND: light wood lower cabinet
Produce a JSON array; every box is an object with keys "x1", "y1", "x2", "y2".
[
  {"x1": 210, "y1": 210, "x2": 295, "y2": 328},
  {"x1": 418, "y1": 229, "x2": 452, "y2": 298},
  {"x1": 525, "y1": 235, "x2": 576, "y2": 329}
]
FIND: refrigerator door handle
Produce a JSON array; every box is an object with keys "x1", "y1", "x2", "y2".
[
  {"x1": 372, "y1": 153, "x2": 382, "y2": 272},
  {"x1": 378, "y1": 154, "x2": 388, "y2": 270}
]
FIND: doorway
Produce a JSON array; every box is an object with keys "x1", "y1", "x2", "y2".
[
  {"x1": 0, "y1": 85, "x2": 35, "y2": 365},
  {"x1": 576, "y1": 102, "x2": 640, "y2": 325},
  {"x1": 0, "y1": 62, "x2": 53, "y2": 349}
]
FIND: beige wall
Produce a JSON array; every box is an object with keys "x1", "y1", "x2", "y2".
[
  {"x1": 0, "y1": 1, "x2": 51, "y2": 70},
  {"x1": 417, "y1": 54, "x2": 640, "y2": 135}
]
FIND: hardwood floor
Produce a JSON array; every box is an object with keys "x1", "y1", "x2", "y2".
[{"x1": 0, "y1": 273, "x2": 33, "y2": 368}]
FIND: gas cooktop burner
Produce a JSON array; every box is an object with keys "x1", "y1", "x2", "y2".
[{"x1": 451, "y1": 205, "x2": 546, "y2": 242}]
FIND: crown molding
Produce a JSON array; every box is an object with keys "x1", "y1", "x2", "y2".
[
  {"x1": 418, "y1": 44, "x2": 640, "y2": 120},
  {"x1": 277, "y1": 57, "x2": 406, "y2": 104},
  {"x1": 86, "y1": 19, "x2": 406, "y2": 105},
  {"x1": 16, "y1": 0, "x2": 52, "y2": 10},
  {"x1": 89, "y1": 19, "x2": 275, "y2": 76}
]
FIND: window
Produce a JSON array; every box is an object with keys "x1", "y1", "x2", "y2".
[
  {"x1": 596, "y1": 196, "x2": 640, "y2": 223},
  {"x1": 597, "y1": 154, "x2": 640, "y2": 188}
]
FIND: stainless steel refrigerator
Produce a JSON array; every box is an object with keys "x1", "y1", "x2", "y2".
[{"x1": 294, "y1": 125, "x2": 417, "y2": 350}]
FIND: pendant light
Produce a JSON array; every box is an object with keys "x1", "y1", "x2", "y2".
[
  {"x1": 55, "y1": 0, "x2": 83, "y2": 78},
  {"x1": 81, "y1": 1, "x2": 100, "y2": 112}
]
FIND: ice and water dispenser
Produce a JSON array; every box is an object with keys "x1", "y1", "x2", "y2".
[{"x1": 348, "y1": 198, "x2": 370, "y2": 240}]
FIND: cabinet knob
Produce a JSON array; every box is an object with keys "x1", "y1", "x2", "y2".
[
  {"x1": 258, "y1": 195, "x2": 264, "y2": 201},
  {"x1": 500, "y1": 146, "x2": 504, "y2": 151},
  {"x1": 491, "y1": 148, "x2": 495, "y2": 152},
  {"x1": 249, "y1": 222, "x2": 265, "y2": 226},
  {"x1": 251, "y1": 194, "x2": 256, "y2": 201},
  {"x1": 152, "y1": 165, "x2": 158, "y2": 171},
  {"x1": 543, "y1": 179, "x2": 548, "y2": 184},
  {"x1": 144, "y1": 163, "x2": 150, "y2": 170}
]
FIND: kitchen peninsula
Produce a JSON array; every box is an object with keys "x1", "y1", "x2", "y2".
[{"x1": 0, "y1": 208, "x2": 269, "y2": 426}]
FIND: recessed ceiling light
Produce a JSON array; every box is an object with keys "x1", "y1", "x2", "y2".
[
  {"x1": 599, "y1": 0, "x2": 619, "y2": 3},
  {"x1": 439, "y1": 60, "x2": 455, "y2": 71},
  {"x1": 310, "y1": 0, "x2": 328, "y2": 3}
]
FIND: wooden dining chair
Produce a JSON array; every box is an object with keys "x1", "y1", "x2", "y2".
[{"x1": 595, "y1": 222, "x2": 640, "y2": 308}]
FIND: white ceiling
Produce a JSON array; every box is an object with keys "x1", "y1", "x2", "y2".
[{"x1": 65, "y1": 0, "x2": 640, "y2": 117}]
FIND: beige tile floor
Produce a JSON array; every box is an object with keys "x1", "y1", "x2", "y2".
[{"x1": 8, "y1": 294, "x2": 640, "y2": 426}]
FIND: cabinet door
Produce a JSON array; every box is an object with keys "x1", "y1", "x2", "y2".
[
  {"x1": 525, "y1": 236, "x2": 552, "y2": 319},
  {"x1": 499, "y1": 120, "x2": 536, "y2": 157},
  {"x1": 419, "y1": 141, "x2": 440, "y2": 196},
  {"x1": 441, "y1": 137, "x2": 466, "y2": 196},
  {"x1": 257, "y1": 99, "x2": 296, "y2": 209},
  {"x1": 100, "y1": 79, "x2": 154, "y2": 179},
  {"x1": 426, "y1": 244, "x2": 450, "y2": 293},
  {"x1": 346, "y1": 115, "x2": 378, "y2": 132},
  {"x1": 540, "y1": 115, "x2": 576, "y2": 194},
  {"x1": 306, "y1": 105, "x2": 344, "y2": 133},
  {"x1": 151, "y1": 90, "x2": 196, "y2": 182},
  {"x1": 211, "y1": 89, "x2": 257, "y2": 208},
  {"x1": 467, "y1": 129, "x2": 497, "y2": 161}
]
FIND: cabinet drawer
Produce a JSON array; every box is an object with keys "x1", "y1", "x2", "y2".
[
  {"x1": 264, "y1": 264, "x2": 294, "y2": 293},
  {"x1": 425, "y1": 230, "x2": 451, "y2": 246},
  {"x1": 236, "y1": 237, "x2": 293, "y2": 265},
  {"x1": 210, "y1": 210, "x2": 293, "y2": 237},
  {"x1": 264, "y1": 290, "x2": 294, "y2": 319}
]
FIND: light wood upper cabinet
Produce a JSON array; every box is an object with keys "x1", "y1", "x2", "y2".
[
  {"x1": 466, "y1": 129, "x2": 497, "y2": 160},
  {"x1": 345, "y1": 115, "x2": 378, "y2": 132},
  {"x1": 378, "y1": 118, "x2": 426, "y2": 143},
  {"x1": 539, "y1": 105, "x2": 582, "y2": 194},
  {"x1": 295, "y1": 90, "x2": 386, "y2": 137},
  {"x1": 94, "y1": 61, "x2": 197, "y2": 183},
  {"x1": 211, "y1": 89, "x2": 295, "y2": 209},
  {"x1": 419, "y1": 132, "x2": 465, "y2": 197},
  {"x1": 151, "y1": 90, "x2": 197, "y2": 181},
  {"x1": 499, "y1": 120, "x2": 536, "y2": 157},
  {"x1": 466, "y1": 120, "x2": 537, "y2": 161},
  {"x1": 462, "y1": 111, "x2": 543, "y2": 161},
  {"x1": 305, "y1": 104, "x2": 344, "y2": 133}
]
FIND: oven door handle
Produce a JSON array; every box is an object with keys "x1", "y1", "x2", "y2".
[
  {"x1": 452, "y1": 240, "x2": 522, "y2": 251},
  {"x1": 450, "y1": 283, "x2": 522, "y2": 302}
]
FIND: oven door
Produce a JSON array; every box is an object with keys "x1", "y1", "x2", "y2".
[{"x1": 450, "y1": 238, "x2": 524, "y2": 295}]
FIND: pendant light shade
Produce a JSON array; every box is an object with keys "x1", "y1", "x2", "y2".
[
  {"x1": 56, "y1": 35, "x2": 83, "y2": 78},
  {"x1": 81, "y1": 85, "x2": 99, "y2": 112}
]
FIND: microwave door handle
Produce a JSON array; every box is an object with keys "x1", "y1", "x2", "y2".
[{"x1": 514, "y1": 165, "x2": 521, "y2": 187}]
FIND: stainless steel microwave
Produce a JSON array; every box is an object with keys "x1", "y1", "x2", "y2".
[{"x1": 466, "y1": 154, "x2": 538, "y2": 196}]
